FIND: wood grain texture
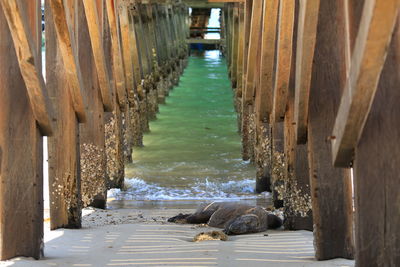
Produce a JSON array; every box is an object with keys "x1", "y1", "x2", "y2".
[
  {"x1": 76, "y1": 1, "x2": 107, "y2": 209},
  {"x1": 307, "y1": 0, "x2": 354, "y2": 260},
  {"x1": 119, "y1": 1, "x2": 136, "y2": 103},
  {"x1": 48, "y1": 0, "x2": 87, "y2": 123},
  {"x1": 294, "y1": 0, "x2": 320, "y2": 144},
  {"x1": 331, "y1": 0, "x2": 399, "y2": 167},
  {"x1": 255, "y1": 0, "x2": 279, "y2": 123},
  {"x1": 353, "y1": 19, "x2": 399, "y2": 267},
  {"x1": 235, "y1": 3, "x2": 245, "y2": 96},
  {"x1": 272, "y1": 0, "x2": 295, "y2": 123},
  {"x1": 243, "y1": 0, "x2": 262, "y2": 103},
  {"x1": 46, "y1": 0, "x2": 82, "y2": 230},
  {"x1": 0, "y1": 0, "x2": 53, "y2": 136},
  {"x1": 0, "y1": 1, "x2": 43, "y2": 259},
  {"x1": 283, "y1": 1, "x2": 312, "y2": 230},
  {"x1": 83, "y1": 0, "x2": 114, "y2": 112},
  {"x1": 106, "y1": 0, "x2": 128, "y2": 110}
]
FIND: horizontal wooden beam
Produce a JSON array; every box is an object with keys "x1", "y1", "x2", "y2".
[
  {"x1": 187, "y1": 38, "x2": 223, "y2": 44},
  {"x1": 331, "y1": 0, "x2": 399, "y2": 167},
  {"x1": 48, "y1": 0, "x2": 87, "y2": 123},
  {"x1": 208, "y1": 0, "x2": 244, "y2": 2},
  {"x1": 183, "y1": 1, "x2": 223, "y2": 8},
  {"x1": 0, "y1": 0, "x2": 54, "y2": 136}
]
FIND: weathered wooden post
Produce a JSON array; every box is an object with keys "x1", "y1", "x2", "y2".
[
  {"x1": 132, "y1": 6, "x2": 150, "y2": 136},
  {"x1": 46, "y1": 0, "x2": 88, "y2": 229},
  {"x1": 0, "y1": 0, "x2": 53, "y2": 259},
  {"x1": 77, "y1": 0, "x2": 113, "y2": 209},
  {"x1": 295, "y1": 0, "x2": 354, "y2": 260},
  {"x1": 271, "y1": 0, "x2": 313, "y2": 230},
  {"x1": 119, "y1": 0, "x2": 143, "y2": 157},
  {"x1": 234, "y1": 3, "x2": 244, "y2": 120},
  {"x1": 351, "y1": 21, "x2": 399, "y2": 267},
  {"x1": 104, "y1": 0, "x2": 128, "y2": 189},
  {"x1": 331, "y1": 1, "x2": 399, "y2": 265},
  {"x1": 241, "y1": 0, "x2": 259, "y2": 163},
  {"x1": 254, "y1": 0, "x2": 279, "y2": 195}
]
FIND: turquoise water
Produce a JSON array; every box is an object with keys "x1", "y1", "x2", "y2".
[{"x1": 109, "y1": 51, "x2": 258, "y2": 202}]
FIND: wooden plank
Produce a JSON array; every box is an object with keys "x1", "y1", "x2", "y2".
[
  {"x1": 48, "y1": 0, "x2": 87, "y2": 123},
  {"x1": 0, "y1": 0, "x2": 44, "y2": 259},
  {"x1": 0, "y1": 0, "x2": 53, "y2": 136},
  {"x1": 186, "y1": 38, "x2": 223, "y2": 44},
  {"x1": 208, "y1": 0, "x2": 244, "y2": 2},
  {"x1": 255, "y1": 0, "x2": 279, "y2": 123},
  {"x1": 331, "y1": 0, "x2": 399, "y2": 167},
  {"x1": 105, "y1": 0, "x2": 128, "y2": 110},
  {"x1": 83, "y1": 0, "x2": 114, "y2": 112},
  {"x1": 243, "y1": 0, "x2": 263, "y2": 104},
  {"x1": 272, "y1": 0, "x2": 295, "y2": 122},
  {"x1": 294, "y1": 0, "x2": 320, "y2": 144},
  {"x1": 353, "y1": 21, "x2": 400, "y2": 266},
  {"x1": 183, "y1": 1, "x2": 224, "y2": 8},
  {"x1": 307, "y1": 1, "x2": 354, "y2": 260}
]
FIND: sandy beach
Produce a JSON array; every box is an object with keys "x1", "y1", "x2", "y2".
[{"x1": 0, "y1": 202, "x2": 355, "y2": 267}]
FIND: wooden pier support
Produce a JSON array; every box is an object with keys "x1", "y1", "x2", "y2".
[
  {"x1": 306, "y1": 1, "x2": 354, "y2": 259},
  {"x1": 353, "y1": 21, "x2": 399, "y2": 266},
  {"x1": 0, "y1": 0, "x2": 188, "y2": 260},
  {"x1": 2, "y1": 0, "x2": 399, "y2": 265},
  {"x1": 46, "y1": 0, "x2": 84, "y2": 229},
  {"x1": 0, "y1": 0, "x2": 50, "y2": 259}
]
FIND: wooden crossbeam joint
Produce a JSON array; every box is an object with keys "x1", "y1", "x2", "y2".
[
  {"x1": 331, "y1": 0, "x2": 399, "y2": 167},
  {"x1": 48, "y1": 0, "x2": 87, "y2": 123},
  {"x1": 0, "y1": 0, "x2": 54, "y2": 136}
]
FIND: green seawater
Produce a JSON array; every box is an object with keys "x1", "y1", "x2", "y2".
[{"x1": 110, "y1": 51, "x2": 262, "y2": 205}]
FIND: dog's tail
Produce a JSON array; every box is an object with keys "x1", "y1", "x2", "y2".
[{"x1": 267, "y1": 214, "x2": 283, "y2": 229}]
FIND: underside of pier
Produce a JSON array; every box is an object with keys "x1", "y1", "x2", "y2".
[{"x1": 0, "y1": 0, "x2": 399, "y2": 266}]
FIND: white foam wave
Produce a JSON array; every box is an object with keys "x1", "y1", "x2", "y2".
[{"x1": 108, "y1": 178, "x2": 267, "y2": 201}]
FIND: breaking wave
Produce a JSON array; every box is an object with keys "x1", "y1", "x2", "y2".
[{"x1": 108, "y1": 177, "x2": 268, "y2": 201}]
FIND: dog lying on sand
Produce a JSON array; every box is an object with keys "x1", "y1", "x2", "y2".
[{"x1": 168, "y1": 202, "x2": 282, "y2": 235}]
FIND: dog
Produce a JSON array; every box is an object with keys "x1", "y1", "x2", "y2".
[{"x1": 168, "y1": 202, "x2": 282, "y2": 235}]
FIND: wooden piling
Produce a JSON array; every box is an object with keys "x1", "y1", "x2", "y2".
[
  {"x1": 76, "y1": 1, "x2": 108, "y2": 209},
  {"x1": 353, "y1": 19, "x2": 399, "y2": 266},
  {"x1": 0, "y1": 0, "x2": 45, "y2": 259},
  {"x1": 46, "y1": 1, "x2": 83, "y2": 229},
  {"x1": 306, "y1": 1, "x2": 354, "y2": 260}
]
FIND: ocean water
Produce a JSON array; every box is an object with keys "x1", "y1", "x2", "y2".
[{"x1": 108, "y1": 51, "x2": 267, "y2": 207}]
